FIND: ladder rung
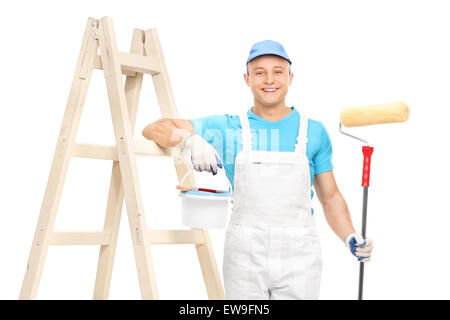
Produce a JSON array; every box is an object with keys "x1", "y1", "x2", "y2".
[
  {"x1": 93, "y1": 52, "x2": 161, "y2": 76},
  {"x1": 134, "y1": 139, "x2": 172, "y2": 157},
  {"x1": 148, "y1": 230, "x2": 205, "y2": 245},
  {"x1": 71, "y1": 140, "x2": 172, "y2": 160},
  {"x1": 49, "y1": 231, "x2": 111, "y2": 246},
  {"x1": 72, "y1": 143, "x2": 117, "y2": 160},
  {"x1": 94, "y1": 55, "x2": 133, "y2": 77},
  {"x1": 118, "y1": 52, "x2": 161, "y2": 76}
]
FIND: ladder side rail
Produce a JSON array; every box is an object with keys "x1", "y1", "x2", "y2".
[
  {"x1": 144, "y1": 29, "x2": 225, "y2": 300},
  {"x1": 97, "y1": 17, "x2": 158, "y2": 300},
  {"x1": 93, "y1": 27, "x2": 146, "y2": 299},
  {"x1": 19, "y1": 18, "x2": 100, "y2": 300}
]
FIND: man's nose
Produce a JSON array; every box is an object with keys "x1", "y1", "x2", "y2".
[{"x1": 264, "y1": 73, "x2": 274, "y2": 84}]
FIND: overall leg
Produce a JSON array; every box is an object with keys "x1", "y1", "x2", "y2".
[
  {"x1": 223, "y1": 224, "x2": 270, "y2": 299},
  {"x1": 269, "y1": 226, "x2": 322, "y2": 300}
]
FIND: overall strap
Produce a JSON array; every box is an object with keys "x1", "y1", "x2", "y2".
[
  {"x1": 294, "y1": 114, "x2": 309, "y2": 152},
  {"x1": 240, "y1": 110, "x2": 253, "y2": 152}
]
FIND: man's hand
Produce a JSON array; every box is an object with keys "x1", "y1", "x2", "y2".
[
  {"x1": 345, "y1": 232, "x2": 374, "y2": 262},
  {"x1": 184, "y1": 134, "x2": 222, "y2": 174}
]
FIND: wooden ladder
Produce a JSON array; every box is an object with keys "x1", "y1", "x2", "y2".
[{"x1": 19, "y1": 16, "x2": 224, "y2": 300}]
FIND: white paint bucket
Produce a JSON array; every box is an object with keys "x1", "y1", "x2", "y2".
[{"x1": 178, "y1": 168, "x2": 232, "y2": 229}]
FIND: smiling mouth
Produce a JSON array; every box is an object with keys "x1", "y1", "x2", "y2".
[{"x1": 262, "y1": 88, "x2": 279, "y2": 93}]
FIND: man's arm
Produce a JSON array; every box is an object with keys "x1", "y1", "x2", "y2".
[
  {"x1": 313, "y1": 170, "x2": 356, "y2": 242},
  {"x1": 142, "y1": 118, "x2": 221, "y2": 180},
  {"x1": 142, "y1": 118, "x2": 194, "y2": 147}
]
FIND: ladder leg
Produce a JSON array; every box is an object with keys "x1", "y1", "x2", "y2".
[
  {"x1": 194, "y1": 229, "x2": 225, "y2": 299},
  {"x1": 144, "y1": 28, "x2": 225, "y2": 300},
  {"x1": 20, "y1": 18, "x2": 100, "y2": 299},
  {"x1": 93, "y1": 29, "x2": 145, "y2": 299},
  {"x1": 93, "y1": 160, "x2": 124, "y2": 299},
  {"x1": 98, "y1": 17, "x2": 158, "y2": 299}
]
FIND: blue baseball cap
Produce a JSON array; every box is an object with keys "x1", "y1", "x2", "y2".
[{"x1": 246, "y1": 40, "x2": 291, "y2": 65}]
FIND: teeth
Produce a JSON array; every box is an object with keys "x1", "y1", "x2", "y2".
[{"x1": 263, "y1": 88, "x2": 277, "y2": 92}]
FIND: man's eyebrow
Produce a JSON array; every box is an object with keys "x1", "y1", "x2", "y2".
[{"x1": 253, "y1": 66, "x2": 285, "y2": 70}]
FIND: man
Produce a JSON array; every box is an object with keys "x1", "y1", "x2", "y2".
[{"x1": 142, "y1": 40, "x2": 374, "y2": 299}]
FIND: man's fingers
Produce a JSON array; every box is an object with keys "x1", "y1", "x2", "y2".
[
  {"x1": 353, "y1": 234, "x2": 364, "y2": 245},
  {"x1": 199, "y1": 159, "x2": 207, "y2": 172},
  {"x1": 214, "y1": 151, "x2": 223, "y2": 169},
  {"x1": 188, "y1": 139, "x2": 221, "y2": 174},
  {"x1": 199, "y1": 149, "x2": 219, "y2": 173},
  {"x1": 355, "y1": 237, "x2": 373, "y2": 260},
  {"x1": 199, "y1": 151, "x2": 211, "y2": 172},
  {"x1": 356, "y1": 238, "x2": 373, "y2": 249},
  {"x1": 356, "y1": 244, "x2": 373, "y2": 253},
  {"x1": 193, "y1": 153, "x2": 207, "y2": 172},
  {"x1": 355, "y1": 251, "x2": 371, "y2": 258},
  {"x1": 208, "y1": 153, "x2": 218, "y2": 173},
  {"x1": 187, "y1": 136, "x2": 221, "y2": 174},
  {"x1": 193, "y1": 163, "x2": 202, "y2": 172}
]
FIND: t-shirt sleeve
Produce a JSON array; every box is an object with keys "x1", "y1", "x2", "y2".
[
  {"x1": 188, "y1": 114, "x2": 237, "y2": 163},
  {"x1": 313, "y1": 121, "x2": 334, "y2": 175}
]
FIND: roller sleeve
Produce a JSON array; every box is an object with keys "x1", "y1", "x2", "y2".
[{"x1": 340, "y1": 102, "x2": 410, "y2": 127}]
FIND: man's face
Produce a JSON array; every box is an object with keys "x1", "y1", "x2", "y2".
[{"x1": 244, "y1": 55, "x2": 293, "y2": 108}]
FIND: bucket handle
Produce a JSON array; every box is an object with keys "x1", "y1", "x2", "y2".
[{"x1": 179, "y1": 167, "x2": 233, "y2": 193}]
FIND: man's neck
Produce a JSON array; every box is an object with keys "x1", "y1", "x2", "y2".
[{"x1": 252, "y1": 102, "x2": 292, "y2": 122}]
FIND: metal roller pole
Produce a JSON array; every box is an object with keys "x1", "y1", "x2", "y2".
[{"x1": 358, "y1": 186, "x2": 369, "y2": 300}]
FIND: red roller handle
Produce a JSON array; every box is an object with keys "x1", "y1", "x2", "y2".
[{"x1": 362, "y1": 146, "x2": 374, "y2": 187}]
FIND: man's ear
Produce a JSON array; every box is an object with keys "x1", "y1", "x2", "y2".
[
  {"x1": 244, "y1": 73, "x2": 250, "y2": 86},
  {"x1": 289, "y1": 71, "x2": 294, "y2": 85}
]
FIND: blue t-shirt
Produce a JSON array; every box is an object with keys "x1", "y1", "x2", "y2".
[{"x1": 189, "y1": 106, "x2": 333, "y2": 214}]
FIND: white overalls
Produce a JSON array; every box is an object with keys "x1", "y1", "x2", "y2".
[{"x1": 223, "y1": 110, "x2": 323, "y2": 300}]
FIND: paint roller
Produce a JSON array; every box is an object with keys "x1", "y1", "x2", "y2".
[
  {"x1": 339, "y1": 101, "x2": 410, "y2": 300},
  {"x1": 341, "y1": 101, "x2": 410, "y2": 128}
]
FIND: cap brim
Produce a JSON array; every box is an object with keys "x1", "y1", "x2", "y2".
[{"x1": 247, "y1": 53, "x2": 291, "y2": 64}]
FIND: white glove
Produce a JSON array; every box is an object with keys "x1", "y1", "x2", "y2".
[
  {"x1": 344, "y1": 232, "x2": 374, "y2": 263},
  {"x1": 183, "y1": 134, "x2": 222, "y2": 174}
]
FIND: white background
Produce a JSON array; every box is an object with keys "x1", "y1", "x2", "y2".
[{"x1": 1, "y1": 0, "x2": 449, "y2": 300}]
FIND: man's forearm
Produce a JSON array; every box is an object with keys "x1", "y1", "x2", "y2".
[
  {"x1": 142, "y1": 118, "x2": 193, "y2": 147},
  {"x1": 322, "y1": 192, "x2": 356, "y2": 242}
]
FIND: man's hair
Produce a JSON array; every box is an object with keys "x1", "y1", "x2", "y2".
[{"x1": 246, "y1": 63, "x2": 292, "y2": 75}]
